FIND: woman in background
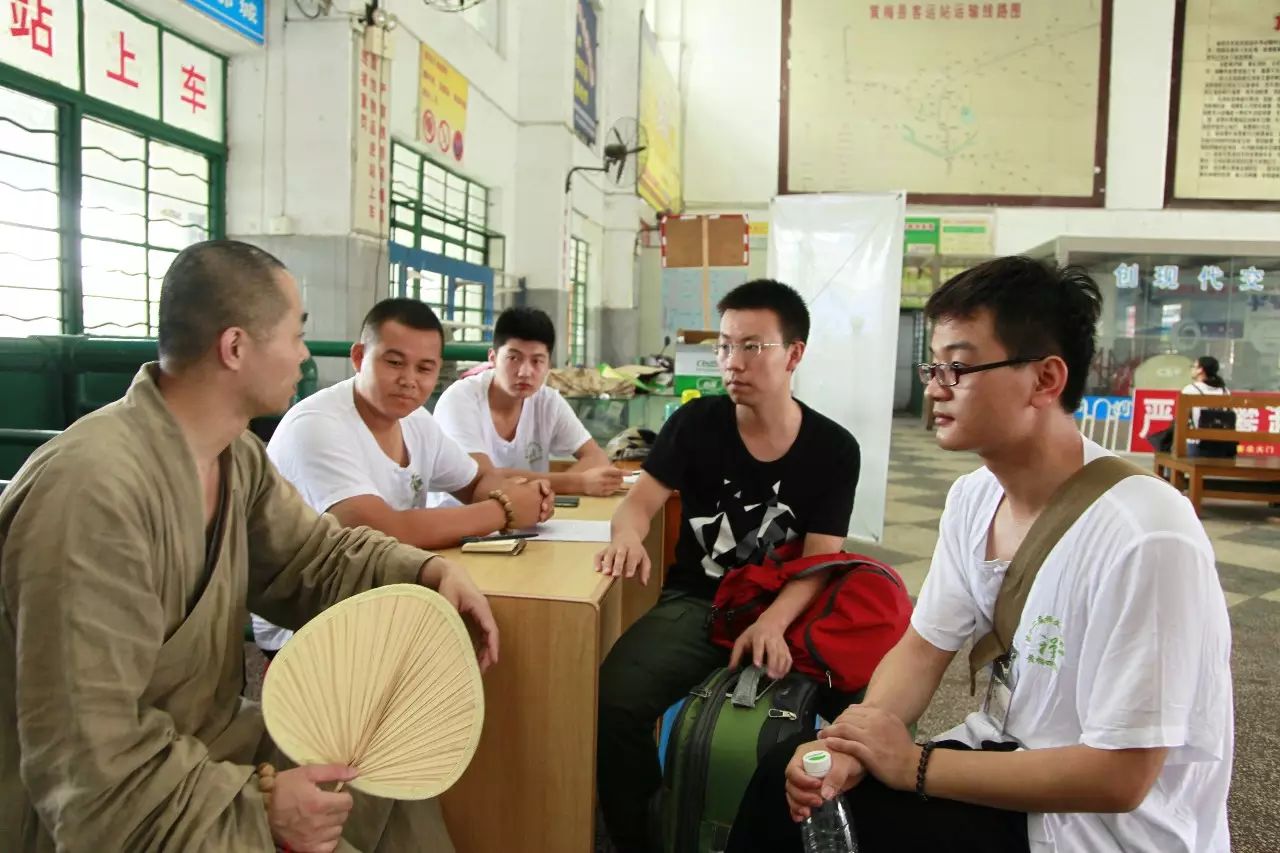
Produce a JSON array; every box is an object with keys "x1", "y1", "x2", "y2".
[{"x1": 1182, "y1": 356, "x2": 1234, "y2": 457}]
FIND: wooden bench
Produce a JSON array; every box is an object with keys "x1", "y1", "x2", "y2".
[{"x1": 1152, "y1": 392, "x2": 1280, "y2": 515}]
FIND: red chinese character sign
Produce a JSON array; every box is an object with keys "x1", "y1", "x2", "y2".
[
  {"x1": 1, "y1": 0, "x2": 77, "y2": 88},
  {"x1": 162, "y1": 32, "x2": 222, "y2": 141},
  {"x1": 354, "y1": 45, "x2": 389, "y2": 239},
  {"x1": 1130, "y1": 388, "x2": 1280, "y2": 456},
  {"x1": 2, "y1": 0, "x2": 225, "y2": 139},
  {"x1": 10, "y1": 0, "x2": 52, "y2": 54},
  {"x1": 83, "y1": 0, "x2": 158, "y2": 119},
  {"x1": 1130, "y1": 389, "x2": 1178, "y2": 453}
]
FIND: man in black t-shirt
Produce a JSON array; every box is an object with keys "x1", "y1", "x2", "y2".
[{"x1": 594, "y1": 279, "x2": 860, "y2": 853}]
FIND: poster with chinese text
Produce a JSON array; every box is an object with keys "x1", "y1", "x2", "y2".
[
  {"x1": 1172, "y1": 0, "x2": 1280, "y2": 202},
  {"x1": 574, "y1": 0, "x2": 598, "y2": 147},
  {"x1": 638, "y1": 16, "x2": 682, "y2": 212},
  {"x1": 418, "y1": 43, "x2": 468, "y2": 165},
  {"x1": 354, "y1": 47, "x2": 389, "y2": 238}
]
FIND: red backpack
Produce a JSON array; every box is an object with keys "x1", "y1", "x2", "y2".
[{"x1": 708, "y1": 546, "x2": 913, "y2": 694}]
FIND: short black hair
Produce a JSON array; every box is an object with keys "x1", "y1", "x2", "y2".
[
  {"x1": 158, "y1": 240, "x2": 289, "y2": 368},
  {"x1": 359, "y1": 298, "x2": 443, "y2": 344},
  {"x1": 716, "y1": 278, "x2": 810, "y2": 344},
  {"x1": 925, "y1": 256, "x2": 1102, "y2": 412},
  {"x1": 493, "y1": 306, "x2": 555, "y2": 352}
]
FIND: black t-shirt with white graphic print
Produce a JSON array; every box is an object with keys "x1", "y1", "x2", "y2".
[{"x1": 643, "y1": 395, "x2": 860, "y2": 601}]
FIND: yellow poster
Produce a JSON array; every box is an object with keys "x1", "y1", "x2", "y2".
[
  {"x1": 418, "y1": 44, "x2": 469, "y2": 165},
  {"x1": 638, "y1": 19, "x2": 683, "y2": 213}
]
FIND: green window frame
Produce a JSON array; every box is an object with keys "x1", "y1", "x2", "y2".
[
  {"x1": 388, "y1": 140, "x2": 502, "y2": 342},
  {"x1": 0, "y1": 33, "x2": 226, "y2": 339},
  {"x1": 389, "y1": 139, "x2": 492, "y2": 272},
  {"x1": 567, "y1": 236, "x2": 588, "y2": 365}
]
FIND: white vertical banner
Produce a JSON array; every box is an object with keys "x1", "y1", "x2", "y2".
[
  {"x1": 161, "y1": 32, "x2": 223, "y2": 142},
  {"x1": 0, "y1": 0, "x2": 80, "y2": 90},
  {"x1": 768, "y1": 192, "x2": 906, "y2": 543},
  {"x1": 82, "y1": 0, "x2": 160, "y2": 120},
  {"x1": 353, "y1": 39, "x2": 389, "y2": 238}
]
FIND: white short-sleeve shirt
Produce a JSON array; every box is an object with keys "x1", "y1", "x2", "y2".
[
  {"x1": 251, "y1": 377, "x2": 479, "y2": 650},
  {"x1": 912, "y1": 438, "x2": 1233, "y2": 853},
  {"x1": 432, "y1": 369, "x2": 592, "y2": 472}
]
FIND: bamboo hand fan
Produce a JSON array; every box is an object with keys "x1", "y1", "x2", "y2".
[{"x1": 262, "y1": 584, "x2": 485, "y2": 800}]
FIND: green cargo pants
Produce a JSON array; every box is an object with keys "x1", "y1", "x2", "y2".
[{"x1": 597, "y1": 590, "x2": 728, "y2": 853}]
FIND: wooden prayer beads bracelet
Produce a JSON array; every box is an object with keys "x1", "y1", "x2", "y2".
[{"x1": 488, "y1": 489, "x2": 516, "y2": 533}]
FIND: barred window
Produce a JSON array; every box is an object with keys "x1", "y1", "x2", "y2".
[
  {"x1": 0, "y1": 81, "x2": 221, "y2": 337},
  {"x1": 567, "y1": 236, "x2": 589, "y2": 364},
  {"x1": 388, "y1": 140, "x2": 500, "y2": 343}
]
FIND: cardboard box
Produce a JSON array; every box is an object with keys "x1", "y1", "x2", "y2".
[{"x1": 673, "y1": 329, "x2": 724, "y2": 396}]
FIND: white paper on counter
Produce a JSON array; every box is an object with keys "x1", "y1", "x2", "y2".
[{"x1": 520, "y1": 519, "x2": 613, "y2": 543}]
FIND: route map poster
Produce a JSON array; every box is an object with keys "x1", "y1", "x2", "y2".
[{"x1": 783, "y1": 1, "x2": 1107, "y2": 201}]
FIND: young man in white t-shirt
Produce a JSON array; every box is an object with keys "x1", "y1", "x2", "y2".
[
  {"x1": 728, "y1": 257, "x2": 1233, "y2": 853},
  {"x1": 253, "y1": 298, "x2": 554, "y2": 654},
  {"x1": 433, "y1": 306, "x2": 624, "y2": 496}
]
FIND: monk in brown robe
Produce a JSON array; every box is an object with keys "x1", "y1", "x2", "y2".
[{"x1": 0, "y1": 241, "x2": 498, "y2": 852}]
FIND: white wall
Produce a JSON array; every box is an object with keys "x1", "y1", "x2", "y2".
[
  {"x1": 682, "y1": 0, "x2": 780, "y2": 207},
  {"x1": 678, "y1": 0, "x2": 1280, "y2": 251},
  {"x1": 387, "y1": 0, "x2": 646, "y2": 361},
  {"x1": 227, "y1": 7, "x2": 356, "y2": 237},
  {"x1": 385, "y1": 7, "x2": 520, "y2": 244},
  {"x1": 217, "y1": 0, "x2": 650, "y2": 364}
]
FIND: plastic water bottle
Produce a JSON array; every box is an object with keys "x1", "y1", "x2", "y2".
[{"x1": 799, "y1": 750, "x2": 857, "y2": 853}]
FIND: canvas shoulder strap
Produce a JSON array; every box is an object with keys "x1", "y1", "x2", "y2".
[{"x1": 967, "y1": 455, "x2": 1156, "y2": 693}]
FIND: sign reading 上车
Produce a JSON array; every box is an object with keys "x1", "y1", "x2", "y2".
[{"x1": 183, "y1": 0, "x2": 264, "y2": 46}]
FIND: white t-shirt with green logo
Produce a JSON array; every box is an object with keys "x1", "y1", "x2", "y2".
[
  {"x1": 913, "y1": 438, "x2": 1233, "y2": 853},
  {"x1": 433, "y1": 369, "x2": 592, "y2": 472},
  {"x1": 251, "y1": 377, "x2": 479, "y2": 651}
]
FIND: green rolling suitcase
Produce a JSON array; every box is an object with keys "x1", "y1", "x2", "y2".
[{"x1": 658, "y1": 666, "x2": 820, "y2": 853}]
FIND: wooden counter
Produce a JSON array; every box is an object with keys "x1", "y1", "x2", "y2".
[{"x1": 438, "y1": 492, "x2": 667, "y2": 853}]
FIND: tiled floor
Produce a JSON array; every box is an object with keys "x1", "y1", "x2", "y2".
[{"x1": 852, "y1": 418, "x2": 1280, "y2": 852}]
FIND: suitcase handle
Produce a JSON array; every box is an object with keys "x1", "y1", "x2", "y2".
[{"x1": 730, "y1": 665, "x2": 771, "y2": 708}]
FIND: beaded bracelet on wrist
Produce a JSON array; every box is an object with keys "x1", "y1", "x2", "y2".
[
  {"x1": 487, "y1": 489, "x2": 516, "y2": 533},
  {"x1": 915, "y1": 741, "x2": 937, "y2": 801}
]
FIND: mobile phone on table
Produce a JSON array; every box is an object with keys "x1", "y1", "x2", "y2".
[
  {"x1": 460, "y1": 532, "x2": 538, "y2": 544},
  {"x1": 554, "y1": 496, "x2": 581, "y2": 508}
]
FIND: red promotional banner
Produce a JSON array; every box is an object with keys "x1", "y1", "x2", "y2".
[
  {"x1": 1130, "y1": 389, "x2": 1178, "y2": 453},
  {"x1": 1130, "y1": 389, "x2": 1280, "y2": 456}
]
